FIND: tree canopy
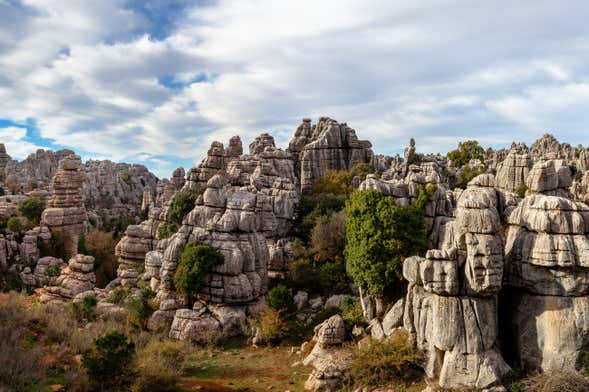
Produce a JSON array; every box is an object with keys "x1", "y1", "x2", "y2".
[
  {"x1": 447, "y1": 140, "x2": 485, "y2": 168},
  {"x1": 345, "y1": 189, "x2": 430, "y2": 296}
]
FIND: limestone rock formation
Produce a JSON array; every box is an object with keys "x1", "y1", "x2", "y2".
[
  {"x1": 403, "y1": 175, "x2": 510, "y2": 390},
  {"x1": 303, "y1": 315, "x2": 351, "y2": 391},
  {"x1": 41, "y1": 154, "x2": 87, "y2": 256},
  {"x1": 525, "y1": 159, "x2": 572, "y2": 198},
  {"x1": 288, "y1": 117, "x2": 373, "y2": 192},
  {"x1": 504, "y1": 194, "x2": 589, "y2": 371},
  {"x1": 37, "y1": 254, "x2": 96, "y2": 303},
  {"x1": 495, "y1": 146, "x2": 532, "y2": 192}
]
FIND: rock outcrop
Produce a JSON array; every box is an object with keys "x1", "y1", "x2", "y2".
[
  {"x1": 403, "y1": 175, "x2": 510, "y2": 390},
  {"x1": 495, "y1": 145, "x2": 532, "y2": 192},
  {"x1": 288, "y1": 117, "x2": 373, "y2": 192},
  {"x1": 40, "y1": 155, "x2": 87, "y2": 256},
  {"x1": 37, "y1": 254, "x2": 96, "y2": 303},
  {"x1": 503, "y1": 194, "x2": 589, "y2": 372}
]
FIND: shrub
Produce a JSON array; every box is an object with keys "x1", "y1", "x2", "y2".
[
  {"x1": 312, "y1": 170, "x2": 354, "y2": 195},
  {"x1": 71, "y1": 295, "x2": 98, "y2": 322},
  {"x1": 173, "y1": 244, "x2": 224, "y2": 299},
  {"x1": 109, "y1": 287, "x2": 130, "y2": 304},
  {"x1": 318, "y1": 260, "x2": 349, "y2": 293},
  {"x1": 158, "y1": 222, "x2": 179, "y2": 240},
  {"x1": 120, "y1": 172, "x2": 132, "y2": 184},
  {"x1": 345, "y1": 330, "x2": 423, "y2": 388},
  {"x1": 169, "y1": 186, "x2": 203, "y2": 226},
  {"x1": 126, "y1": 288, "x2": 156, "y2": 330},
  {"x1": 0, "y1": 292, "x2": 45, "y2": 390},
  {"x1": 39, "y1": 231, "x2": 70, "y2": 261},
  {"x1": 341, "y1": 296, "x2": 365, "y2": 331},
  {"x1": 447, "y1": 140, "x2": 485, "y2": 168},
  {"x1": 132, "y1": 339, "x2": 191, "y2": 392},
  {"x1": 345, "y1": 190, "x2": 428, "y2": 297},
  {"x1": 266, "y1": 284, "x2": 295, "y2": 313},
  {"x1": 516, "y1": 182, "x2": 528, "y2": 198},
  {"x1": 82, "y1": 331, "x2": 136, "y2": 391},
  {"x1": 17, "y1": 196, "x2": 45, "y2": 225},
  {"x1": 454, "y1": 166, "x2": 483, "y2": 189},
  {"x1": 85, "y1": 229, "x2": 117, "y2": 287},
  {"x1": 351, "y1": 162, "x2": 377, "y2": 179},
  {"x1": 296, "y1": 193, "x2": 347, "y2": 240},
  {"x1": 287, "y1": 257, "x2": 319, "y2": 292},
  {"x1": 78, "y1": 234, "x2": 87, "y2": 254},
  {"x1": 257, "y1": 307, "x2": 289, "y2": 345},
  {"x1": 6, "y1": 216, "x2": 23, "y2": 233},
  {"x1": 530, "y1": 370, "x2": 589, "y2": 392},
  {"x1": 311, "y1": 210, "x2": 346, "y2": 263}
]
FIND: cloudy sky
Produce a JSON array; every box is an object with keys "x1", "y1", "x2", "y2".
[{"x1": 1, "y1": 0, "x2": 589, "y2": 177}]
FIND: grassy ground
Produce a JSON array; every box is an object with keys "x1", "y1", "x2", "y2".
[{"x1": 181, "y1": 342, "x2": 309, "y2": 392}]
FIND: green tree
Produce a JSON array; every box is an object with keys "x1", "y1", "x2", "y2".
[
  {"x1": 169, "y1": 186, "x2": 203, "y2": 226},
  {"x1": 454, "y1": 166, "x2": 483, "y2": 189},
  {"x1": 311, "y1": 210, "x2": 346, "y2": 263},
  {"x1": 17, "y1": 197, "x2": 45, "y2": 225},
  {"x1": 7, "y1": 216, "x2": 23, "y2": 233},
  {"x1": 82, "y1": 331, "x2": 136, "y2": 391},
  {"x1": 266, "y1": 284, "x2": 295, "y2": 313},
  {"x1": 447, "y1": 140, "x2": 485, "y2": 168},
  {"x1": 345, "y1": 190, "x2": 428, "y2": 297},
  {"x1": 173, "y1": 244, "x2": 224, "y2": 299}
]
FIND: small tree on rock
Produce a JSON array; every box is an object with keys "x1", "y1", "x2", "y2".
[{"x1": 173, "y1": 244, "x2": 224, "y2": 300}]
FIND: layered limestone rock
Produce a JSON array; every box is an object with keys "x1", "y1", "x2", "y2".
[
  {"x1": 41, "y1": 155, "x2": 87, "y2": 256},
  {"x1": 0, "y1": 143, "x2": 9, "y2": 175},
  {"x1": 303, "y1": 314, "x2": 351, "y2": 391},
  {"x1": 503, "y1": 194, "x2": 589, "y2": 371},
  {"x1": 495, "y1": 146, "x2": 533, "y2": 192},
  {"x1": 403, "y1": 175, "x2": 510, "y2": 390},
  {"x1": 288, "y1": 117, "x2": 373, "y2": 192},
  {"x1": 525, "y1": 159, "x2": 572, "y2": 198},
  {"x1": 115, "y1": 222, "x2": 158, "y2": 287},
  {"x1": 37, "y1": 254, "x2": 96, "y2": 303}
]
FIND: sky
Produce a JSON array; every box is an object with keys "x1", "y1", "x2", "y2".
[{"x1": 1, "y1": 0, "x2": 589, "y2": 177}]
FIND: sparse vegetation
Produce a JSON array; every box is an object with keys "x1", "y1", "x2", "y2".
[
  {"x1": 71, "y1": 295, "x2": 98, "y2": 322},
  {"x1": 173, "y1": 243, "x2": 224, "y2": 300},
  {"x1": 158, "y1": 222, "x2": 179, "y2": 239},
  {"x1": 17, "y1": 196, "x2": 45, "y2": 225},
  {"x1": 169, "y1": 186, "x2": 203, "y2": 226},
  {"x1": 257, "y1": 307, "x2": 290, "y2": 345},
  {"x1": 85, "y1": 229, "x2": 118, "y2": 287},
  {"x1": 516, "y1": 182, "x2": 528, "y2": 198},
  {"x1": 529, "y1": 370, "x2": 589, "y2": 392}
]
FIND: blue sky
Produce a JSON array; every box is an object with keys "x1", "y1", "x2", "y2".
[{"x1": 2, "y1": 1, "x2": 589, "y2": 177}]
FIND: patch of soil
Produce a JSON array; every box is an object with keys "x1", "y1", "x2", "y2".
[{"x1": 181, "y1": 380, "x2": 248, "y2": 392}]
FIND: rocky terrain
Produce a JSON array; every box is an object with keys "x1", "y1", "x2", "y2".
[{"x1": 2, "y1": 120, "x2": 589, "y2": 391}]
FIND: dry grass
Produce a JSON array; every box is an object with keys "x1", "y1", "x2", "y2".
[{"x1": 529, "y1": 370, "x2": 589, "y2": 392}]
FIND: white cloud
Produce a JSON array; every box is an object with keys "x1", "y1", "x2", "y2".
[
  {"x1": 2, "y1": 0, "x2": 589, "y2": 178},
  {"x1": 0, "y1": 127, "x2": 44, "y2": 159}
]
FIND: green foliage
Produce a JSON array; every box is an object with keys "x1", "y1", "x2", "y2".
[
  {"x1": 312, "y1": 170, "x2": 354, "y2": 195},
  {"x1": 82, "y1": 331, "x2": 136, "y2": 391},
  {"x1": 447, "y1": 140, "x2": 485, "y2": 168},
  {"x1": 158, "y1": 222, "x2": 179, "y2": 239},
  {"x1": 311, "y1": 210, "x2": 346, "y2": 263},
  {"x1": 120, "y1": 172, "x2": 132, "y2": 184},
  {"x1": 71, "y1": 295, "x2": 98, "y2": 322},
  {"x1": 345, "y1": 331, "x2": 423, "y2": 388},
  {"x1": 105, "y1": 215, "x2": 137, "y2": 236},
  {"x1": 169, "y1": 186, "x2": 203, "y2": 226},
  {"x1": 296, "y1": 193, "x2": 347, "y2": 240},
  {"x1": 345, "y1": 189, "x2": 428, "y2": 296},
  {"x1": 17, "y1": 196, "x2": 45, "y2": 225},
  {"x1": 78, "y1": 235, "x2": 87, "y2": 254},
  {"x1": 266, "y1": 284, "x2": 295, "y2": 313},
  {"x1": 454, "y1": 166, "x2": 484, "y2": 189},
  {"x1": 44, "y1": 264, "x2": 62, "y2": 278},
  {"x1": 341, "y1": 296, "x2": 365, "y2": 331},
  {"x1": 351, "y1": 162, "x2": 377, "y2": 179},
  {"x1": 6, "y1": 216, "x2": 22, "y2": 233},
  {"x1": 516, "y1": 182, "x2": 528, "y2": 198},
  {"x1": 109, "y1": 287, "x2": 130, "y2": 304},
  {"x1": 173, "y1": 244, "x2": 224, "y2": 299},
  {"x1": 287, "y1": 257, "x2": 318, "y2": 292},
  {"x1": 126, "y1": 288, "x2": 156, "y2": 330},
  {"x1": 318, "y1": 260, "x2": 349, "y2": 293}
]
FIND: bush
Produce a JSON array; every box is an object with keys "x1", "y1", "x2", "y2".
[
  {"x1": 0, "y1": 292, "x2": 45, "y2": 390},
  {"x1": 39, "y1": 231, "x2": 70, "y2": 261},
  {"x1": 109, "y1": 287, "x2": 130, "y2": 304},
  {"x1": 17, "y1": 196, "x2": 45, "y2": 225},
  {"x1": 6, "y1": 216, "x2": 23, "y2": 233},
  {"x1": 447, "y1": 140, "x2": 485, "y2": 168},
  {"x1": 312, "y1": 170, "x2": 354, "y2": 195},
  {"x1": 169, "y1": 186, "x2": 203, "y2": 226},
  {"x1": 173, "y1": 244, "x2": 224, "y2": 299},
  {"x1": 341, "y1": 296, "x2": 365, "y2": 331},
  {"x1": 126, "y1": 288, "x2": 156, "y2": 331},
  {"x1": 287, "y1": 257, "x2": 319, "y2": 292},
  {"x1": 516, "y1": 182, "x2": 528, "y2": 198},
  {"x1": 257, "y1": 307, "x2": 289, "y2": 345},
  {"x1": 82, "y1": 331, "x2": 136, "y2": 391},
  {"x1": 351, "y1": 162, "x2": 377, "y2": 179},
  {"x1": 531, "y1": 370, "x2": 589, "y2": 392},
  {"x1": 454, "y1": 166, "x2": 483, "y2": 189},
  {"x1": 318, "y1": 260, "x2": 349, "y2": 293},
  {"x1": 85, "y1": 229, "x2": 117, "y2": 287},
  {"x1": 296, "y1": 193, "x2": 347, "y2": 240},
  {"x1": 78, "y1": 234, "x2": 87, "y2": 254},
  {"x1": 345, "y1": 330, "x2": 423, "y2": 388},
  {"x1": 71, "y1": 295, "x2": 98, "y2": 322},
  {"x1": 132, "y1": 339, "x2": 191, "y2": 392},
  {"x1": 311, "y1": 210, "x2": 346, "y2": 263},
  {"x1": 158, "y1": 222, "x2": 179, "y2": 240},
  {"x1": 266, "y1": 284, "x2": 295, "y2": 313},
  {"x1": 345, "y1": 190, "x2": 428, "y2": 296}
]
